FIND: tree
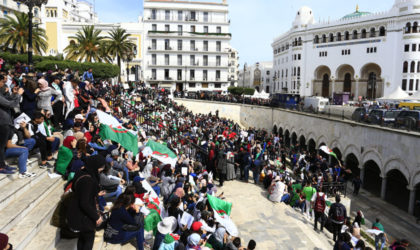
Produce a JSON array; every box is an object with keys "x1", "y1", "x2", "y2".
[
  {"x1": 64, "y1": 25, "x2": 108, "y2": 63},
  {"x1": 106, "y1": 27, "x2": 136, "y2": 81},
  {"x1": 0, "y1": 11, "x2": 47, "y2": 55}
]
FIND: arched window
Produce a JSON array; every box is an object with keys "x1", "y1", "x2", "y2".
[
  {"x1": 405, "y1": 22, "x2": 411, "y2": 33},
  {"x1": 417, "y1": 61, "x2": 420, "y2": 73},
  {"x1": 322, "y1": 34, "x2": 327, "y2": 43},
  {"x1": 344, "y1": 31, "x2": 350, "y2": 40},
  {"x1": 352, "y1": 30, "x2": 358, "y2": 39},
  {"x1": 370, "y1": 27, "x2": 376, "y2": 37},
  {"x1": 403, "y1": 61, "x2": 408, "y2": 73},
  {"x1": 337, "y1": 32, "x2": 342, "y2": 41},
  {"x1": 297, "y1": 67, "x2": 300, "y2": 76},
  {"x1": 361, "y1": 29, "x2": 367, "y2": 38},
  {"x1": 411, "y1": 61, "x2": 416, "y2": 73},
  {"x1": 329, "y1": 33, "x2": 334, "y2": 42},
  {"x1": 314, "y1": 35, "x2": 319, "y2": 44},
  {"x1": 293, "y1": 67, "x2": 296, "y2": 76},
  {"x1": 298, "y1": 37, "x2": 302, "y2": 46},
  {"x1": 281, "y1": 70, "x2": 284, "y2": 78},
  {"x1": 413, "y1": 22, "x2": 418, "y2": 33},
  {"x1": 379, "y1": 26, "x2": 386, "y2": 36}
]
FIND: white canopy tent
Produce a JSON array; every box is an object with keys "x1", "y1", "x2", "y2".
[
  {"x1": 377, "y1": 87, "x2": 411, "y2": 103},
  {"x1": 408, "y1": 91, "x2": 420, "y2": 101},
  {"x1": 252, "y1": 90, "x2": 270, "y2": 99}
]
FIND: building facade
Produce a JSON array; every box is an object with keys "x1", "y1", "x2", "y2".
[
  {"x1": 227, "y1": 46, "x2": 239, "y2": 87},
  {"x1": 272, "y1": 0, "x2": 420, "y2": 99},
  {"x1": 238, "y1": 61, "x2": 273, "y2": 93},
  {"x1": 143, "y1": 0, "x2": 232, "y2": 92}
]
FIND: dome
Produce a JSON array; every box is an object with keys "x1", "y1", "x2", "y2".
[
  {"x1": 341, "y1": 10, "x2": 371, "y2": 19},
  {"x1": 293, "y1": 6, "x2": 314, "y2": 27}
]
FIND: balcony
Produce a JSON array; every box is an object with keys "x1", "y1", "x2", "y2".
[{"x1": 148, "y1": 31, "x2": 231, "y2": 39}]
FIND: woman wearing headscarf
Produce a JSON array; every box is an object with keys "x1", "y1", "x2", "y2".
[
  {"x1": 55, "y1": 136, "x2": 76, "y2": 176},
  {"x1": 269, "y1": 176, "x2": 287, "y2": 203},
  {"x1": 35, "y1": 78, "x2": 62, "y2": 115},
  {"x1": 207, "y1": 227, "x2": 227, "y2": 250},
  {"x1": 216, "y1": 145, "x2": 227, "y2": 187},
  {"x1": 20, "y1": 79, "x2": 38, "y2": 119},
  {"x1": 186, "y1": 233, "x2": 203, "y2": 250},
  {"x1": 67, "y1": 155, "x2": 106, "y2": 250}
]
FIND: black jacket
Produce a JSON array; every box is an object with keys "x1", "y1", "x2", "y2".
[{"x1": 66, "y1": 170, "x2": 100, "y2": 232}]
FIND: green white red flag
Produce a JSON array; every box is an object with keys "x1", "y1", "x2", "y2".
[
  {"x1": 207, "y1": 194, "x2": 238, "y2": 237},
  {"x1": 143, "y1": 140, "x2": 177, "y2": 166},
  {"x1": 320, "y1": 145, "x2": 337, "y2": 159},
  {"x1": 99, "y1": 124, "x2": 138, "y2": 155},
  {"x1": 140, "y1": 174, "x2": 162, "y2": 235}
]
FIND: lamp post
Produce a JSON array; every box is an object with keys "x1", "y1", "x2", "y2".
[
  {"x1": 123, "y1": 51, "x2": 134, "y2": 83},
  {"x1": 15, "y1": 0, "x2": 48, "y2": 70}
]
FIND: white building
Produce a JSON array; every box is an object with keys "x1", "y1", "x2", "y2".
[
  {"x1": 227, "y1": 46, "x2": 239, "y2": 87},
  {"x1": 238, "y1": 61, "x2": 273, "y2": 93},
  {"x1": 0, "y1": 0, "x2": 29, "y2": 19},
  {"x1": 143, "y1": 0, "x2": 232, "y2": 92},
  {"x1": 272, "y1": 0, "x2": 420, "y2": 99}
]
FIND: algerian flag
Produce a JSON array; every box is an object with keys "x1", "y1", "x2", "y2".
[
  {"x1": 143, "y1": 140, "x2": 177, "y2": 167},
  {"x1": 207, "y1": 194, "x2": 238, "y2": 237},
  {"x1": 99, "y1": 124, "x2": 138, "y2": 155},
  {"x1": 320, "y1": 145, "x2": 337, "y2": 159},
  {"x1": 140, "y1": 174, "x2": 162, "y2": 235}
]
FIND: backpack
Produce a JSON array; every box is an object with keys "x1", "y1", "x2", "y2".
[
  {"x1": 314, "y1": 193, "x2": 326, "y2": 212},
  {"x1": 333, "y1": 204, "x2": 345, "y2": 222}
]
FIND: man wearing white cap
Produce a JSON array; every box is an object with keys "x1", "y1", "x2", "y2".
[{"x1": 152, "y1": 216, "x2": 177, "y2": 250}]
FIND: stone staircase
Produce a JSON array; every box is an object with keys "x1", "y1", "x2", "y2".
[{"x1": 0, "y1": 156, "x2": 65, "y2": 250}]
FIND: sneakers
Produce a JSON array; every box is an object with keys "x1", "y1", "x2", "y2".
[
  {"x1": 39, "y1": 162, "x2": 53, "y2": 169},
  {"x1": 0, "y1": 168, "x2": 15, "y2": 175},
  {"x1": 19, "y1": 172, "x2": 37, "y2": 178}
]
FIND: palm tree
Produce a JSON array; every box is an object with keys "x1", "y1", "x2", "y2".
[
  {"x1": 64, "y1": 25, "x2": 107, "y2": 62},
  {"x1": 0, "y1": 11, "x2": 48, "y2": 54},
  {"x1": 106, "y1": 27, "x2": 136, "y2": 80}
]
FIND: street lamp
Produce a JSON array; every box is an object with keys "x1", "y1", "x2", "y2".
[{"x1": 15, "y1": 0, "x2": 48, "y2": 70}]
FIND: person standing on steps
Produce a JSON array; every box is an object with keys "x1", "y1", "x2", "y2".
[
  {"x1": 67, "y1": 155, "x2": 106, "y2": 250},
  {"x1": 328, "y1": 195, "x2": 347, "y2": 242},
  {"x1": 312, "y1": 186, "x2": 327, "y2": 232}
]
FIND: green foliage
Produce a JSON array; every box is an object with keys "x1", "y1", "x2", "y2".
[
  {"x1": 35, "y1": 60, "x2": 119, "y2": 79},
  {"x1": 0, "y1": 52, "x2": 61, "y2": 69},
  {"x1": 228, "y1": 87, "x2": 255, "y2": 96}
]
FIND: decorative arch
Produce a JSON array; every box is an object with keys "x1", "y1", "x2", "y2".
[
  {"x1": 305, "y1": 132, "x2": 316, "y2": 145},
  {"x1": 298, "y1": 128, "x2": 305, "y2": 139},
  {"x1": 361, "y1": 149, "x2": 383, "y2": 174},
  {"x1": 329, "y1": 139, "x2": 343, "y2": 153},
  {"x1": 411, "y1": 170, "x2": 420, "y2": 188},
  {"x1": 383, "y1": 158, "x2": 410, "y2": 185},
  {"x1": 343, "y1": 144, "x2": 361, "y2": 160},
  {"x1": 335, "y1": 64, "x2": 355, "y2": 80},
  {"x1": 314, "y1": 65, "x2": 332, "y2": 79},
  {"x1": 316, "y1": 135, "x2": 328, "y2": 148}
]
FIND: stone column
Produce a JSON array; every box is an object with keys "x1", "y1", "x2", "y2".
[
  {"x1": 355, "y1": 78, "x2": 359, "y2": 101},
  {"x1": 359, "y1": 167, "x2": 365, "y2": 185},
  {"x1": 331, "y1": 79, "x2": 336, "y2": 99},
  {"x1": 408, "y1": 186, "x2": 417, "y2": 215},
  {"x1": 380, "y1": 176, "x2": 387, "y2": 200}
]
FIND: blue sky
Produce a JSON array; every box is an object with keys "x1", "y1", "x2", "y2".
[{"x1": 92, "y1": 0, "x2": 395, "y2": 66}]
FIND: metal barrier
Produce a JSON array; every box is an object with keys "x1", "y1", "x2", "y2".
[{"x1": 322, "y1": 182, "x2": 347, "y2": 197}]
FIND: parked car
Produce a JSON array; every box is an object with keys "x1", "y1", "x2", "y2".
[
  {"x1": 368, "y1": 109, "x2": 387, "y2": 125},
  {"x1": 351, "y1": 107, "x2": 369, "y2": 122},
  {"x1": 395, "y1": 110, "x2": 420, "y2": 131},
  {"x1": 382, "y1": 110, "x2": 401, "y2": 127}
]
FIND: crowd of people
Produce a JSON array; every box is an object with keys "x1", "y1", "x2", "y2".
[{"x1": 0, "y1": 64, "x2": 411, "y2": 250}]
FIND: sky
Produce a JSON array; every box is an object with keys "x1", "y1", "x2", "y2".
[{"x1": 91, "y1": 0, "x2": 395, "y2": 67}]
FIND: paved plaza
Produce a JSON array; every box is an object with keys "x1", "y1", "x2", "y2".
[{"x1": 219, "y1": 180, "x2": 334, "y2": 250}]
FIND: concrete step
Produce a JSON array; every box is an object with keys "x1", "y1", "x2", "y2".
[
  {"x1": 0, "y1": 172, "x2": 63, "y2": 233},
  {"x1": 6, "y1": 179, "x2": 65, "y2": 250},
  {"x1": 23, "y1": 219, "x2": 60, "y2": 250},
  {"x1": 0, "y1": 167, "x2": 50, "y2": 211},
  {"x1": 0, "y1": 157, "x2": 40, "y2": 189}
]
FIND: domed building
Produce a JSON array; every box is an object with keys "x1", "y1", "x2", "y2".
[{"x1": 272, "y1": 1, "x2": 420, "y2": 99}]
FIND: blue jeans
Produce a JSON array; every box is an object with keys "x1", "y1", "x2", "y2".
[
  {"x1": 150, "y1": 181, "x2": 161, "y2": 196},
  {"x1": 5, "y1": 147, "x2": 29, "y2": 174},
  {"x1": 23, "y1": 138, "x2": 36, "y2": 151},
  {"x1": 294, "y1": 200, "x2": 306, "y2": 212},
  {"x1": 375, "y1": 234, "x2": 386, "y2": 250},
  {"x1": 243, "y1": 165, "x2": 250, "y2": 181},
  {"x1": 104, "y1": 185, "x2": 122, "y2": 199},
  {"x1": 281, "y1": 193, "x2": 290, "y2": 203},
  {"x1": 50, "y1": 137, "x2": 60, "y2": 154},
  {"x1": 108, "y1": 229, "x2": 144, "y2": 250},
  {"x1": 98, "y1": 196, "x2": 106, "y2": 212},
  {"x1": 252, "y1": 166, "x2": 260, "y2": 184}
]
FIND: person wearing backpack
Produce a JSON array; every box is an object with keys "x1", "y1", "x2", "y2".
[
  {"x1": 328, "y1": 195, "x2": 347, "y2": 242},
  {"x1": 311, "y1": 187, "x2": 327, "y2": 232}
]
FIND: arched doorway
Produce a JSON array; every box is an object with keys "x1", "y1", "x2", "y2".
[
  {"x1": 308, "y1": 139, "x2": 316, "y2": 154},
  {"x1": 361, "y1": 63, "x2": 382, "y2": 99},
  {"x1": 299, "y1": 135, "x2": 306, "y2": 152},
  {"x1": 363, "y1": 160, "x2": 382, "y2": 196},
  {"x1": 345, "y1": 153, "x2": 360, "y2": 179},
  {"x1": 314, "y1": 65, "x2": 331, "y2": 97},
  {"x1": 344, "y1": 73, "x2": 352, "y2": 92},
  {"x1": 322, "y1": 74, "x2": 329, "y2": 97},
  {"x1": 272, "y1": 125, "x2": 278, "y2": 135},
  {"x1": 291, "y1": 132, "x2": 297, "y2": 148},
  {"x1": 284, "y1": 130, "x2": 290, "y2": 148},
  {"x1": 278, "y1": 127, "x2": 283, "y2": 137},
  {"x1": 331, "y1": 147, "x2": 342, "y2": 166},
  {"x1": 385, "y1": 170, "x2": 410, "y2": 212}
]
